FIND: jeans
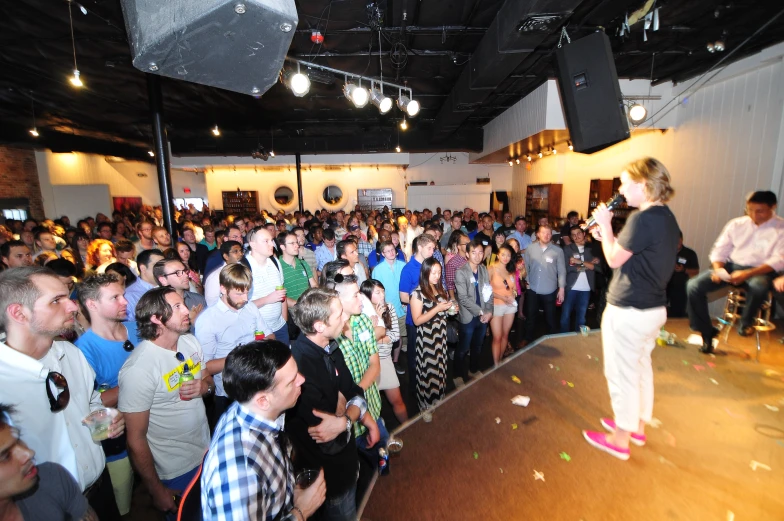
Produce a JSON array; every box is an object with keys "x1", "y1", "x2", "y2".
[
  {"x1": 525, "y1": 289, "x2": 557, "y2": 341},
  {"x1": 560, "y1": 289, "x2": 591, "y2": 333},
  {"x1": 273, "y1": 322, "x2": 290, "y2": 346},
  {"x1": 456, "y1": 316, "x2": 487, "y2": 379},
  {"x1": 319, "y1": 482, "x2": 358, "y2": 521},
  {"x1": 686, "y1": 262, "x2": 775, "y2": 340},
  {"x1": 355, "y1": 417, "x2": 390, "y2": 502}
]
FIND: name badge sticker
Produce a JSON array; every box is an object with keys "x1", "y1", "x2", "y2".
[
  {"x1": 358, "y1": 330, "x2": 372, "y2": 342},
  {"x1": 546, "y1": 257, "x2": 554, "y2": 263}
]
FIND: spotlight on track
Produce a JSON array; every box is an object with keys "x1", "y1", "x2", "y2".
[
  {"x1": 397, "y1": 94, "x2": 420, "y2": 117},
  {"x1": 628, "y1": 103, "x2": 647, "y2": 125},
  {"x1": 287, "y1": 64, "x2": 310, "y2": 97},
  {"x1": 344, "y1": 82, "x2": 369, "y2": 108},
  {"x1": 370, "y1": 87, "x2": 393, "y2": 114}
]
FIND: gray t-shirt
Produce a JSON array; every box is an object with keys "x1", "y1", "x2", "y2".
[
  {"x1": 17, "y1": 462, "x2": 88, "y2": 521},
  {"x1": 118, "y1": 334, "x2": 210, "y2": 480}
]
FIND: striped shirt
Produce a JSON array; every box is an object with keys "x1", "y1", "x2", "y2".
[
  {"x1": 279, "y1": 255, "x2": 313, "y2": 301},
  {"x1": 335, "y1": 314, "x2": 382, "y2": 438}
]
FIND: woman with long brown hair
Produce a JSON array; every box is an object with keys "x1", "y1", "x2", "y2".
[{"x1": 409, "y1": 257, "x2": 457, "y2": 411}]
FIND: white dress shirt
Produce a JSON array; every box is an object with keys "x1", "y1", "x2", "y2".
[
  {"x1": 709, "y1": 215, "x2": 784, "y2": 272},
  {"x1": 0, "y1": 340, "x2": 105, "y2": 491}
]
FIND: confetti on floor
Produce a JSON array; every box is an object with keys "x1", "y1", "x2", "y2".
[
  {"x1": 549, "y1": 364, "x2": 554, "y2": 369},
  {"x1": 682, "y1": 360, "x2": 689, "y2": 365},
  {"x1": 559, "y1": 452, "x2": 571, "y2": 462},
  {"x1": 709, "y1": 378, "x2": 719, "y2": 385},
  {"x1": 727, "y1": 511, "x2": 735, "y2": 521},
  {"x1": 512, "y1": 423, "x2": 518, "y2": 430},
  {"x1": 648, "y1": 418, "x2": 662, "y2": 428},
  {"x1": 764, "y1": 404, "x2": 780, "y2": 412},
  {"x1": 495, "y1": 417, "x2": 501, "y2": 424},
  {"x1": 511, "y1": 375, "x2": 521, "y2": 384},
  {"x1": 473, "y1": 452, "x2": 479, "y2": 460},
  {"x1": 567, "y1": 382, "x2": 575, "y2": 388},
  {"x1": 749, "y1": 460, "x2": 771, "y2": 471},
  {"x1": 764, "y1": 369, "x2": 781, "y2": 377},
  {"x1": 499, "y1": 468, "x2": 504, "y2": 473},
  {"x1": 707, "y1": 362, "x2": 716, "y2": 368},
  {"x1": 694, "y1": 365, "x2": 706, "y2": 372},
  {"x1": 594, "y1": 357, "x2": 599, "y2": 361},
  {"x1": 587, "y1": 354, "x2": 592, "y2": 359},
  {"x1": 561, "y1": 380, "x2": 567, "y2": 386},
  {"x1": 533, "y1": 470, "x2": 545, "y2": 481}
]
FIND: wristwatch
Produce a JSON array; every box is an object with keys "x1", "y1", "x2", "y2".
[{"x1": 344, "y1": 415, "x2": 352, "y2": 436}]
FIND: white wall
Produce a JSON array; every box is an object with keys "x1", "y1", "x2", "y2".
[
  {"x1": 404, "y1": 152, "x2": 511, "y2": 191},
  {"x1": 35, "y1": 150, "x2": 208, "y2": 218}
]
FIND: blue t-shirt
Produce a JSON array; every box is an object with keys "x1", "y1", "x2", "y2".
[
  {"x1": 368, "y1": 248, "x2": 406, "y2": 270},
  {"x1": 75, "y1": 322, "x2": 140, "y2": 388},
  {"x1": 399, "y1": 257, "x2": 422, "y2": 326}
]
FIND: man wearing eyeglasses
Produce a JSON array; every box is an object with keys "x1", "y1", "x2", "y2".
[
  {"x1": 153, "y1": 258, "x2": 207, "y2": 328},
  {"x1": 119, "y1": 287, "x2": 213, "y2": 519},
  {"x1": 0, "y1": 266, "x2": 125, "y2": 520},
  {"x1": 74, "y1": 273, "x2": 139, "y2": 516},
  {"x1": 132, "y1": 220, "x2": 157, "y2": 253},
  {"x1": 125, "y1": 249, "x2": 165, "y2": 322}
]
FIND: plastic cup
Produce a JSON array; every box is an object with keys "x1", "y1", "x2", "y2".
[
  {"x1": 82, "y1": 408, "x2": 113, "y2": 442},
  {"x1": 579, "y1": 325, "x2": 590, "y2": 337},
  {"x1": 295, "y1": 469, "x2": 320, "y2": 489},
  {"x1": 387, "y1": 437, "x2": 404, "y2": 454}
]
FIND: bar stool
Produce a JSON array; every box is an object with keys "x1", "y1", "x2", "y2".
[{"x1": 716, "y1": 288, "x2": 775, "y2": 361}]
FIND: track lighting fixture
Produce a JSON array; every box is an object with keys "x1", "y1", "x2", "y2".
[
  {"x1": 344, "y1": 81, "x2": 369, "y2": 108},
  {"x1": 628, "y1": 103, "x2": 647, "y2": 124},
  {"x1": 286, "y1": 63, "x2": 311, "y2": 97},
  {"x1": 370, "y1": 86, "x2": 393, "y2": 114},
  {"x1": 67, "y1": 1, "x2": 83, "y2": 88},
  {"x1": 400, "y1": 118, "x2": 408, "y2": 131},
  {"x1": 212, "y1": 125, "x2": 221, "y2": 136},
  {"x1": 397, "y1": 94, "x2": 420, "y2": 117}
]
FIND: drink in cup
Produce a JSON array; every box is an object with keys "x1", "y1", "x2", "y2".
[{"x1": 83, "y1": 408, "x2": 113, "y2": 442}]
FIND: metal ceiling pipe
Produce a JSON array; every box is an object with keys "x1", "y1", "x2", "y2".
[
  {"x1": 146, "y1": 73, "x2": 177, "y2": 240},
  {"x1": 431, "y1": 0, "x2": 582, "y2": 142}
]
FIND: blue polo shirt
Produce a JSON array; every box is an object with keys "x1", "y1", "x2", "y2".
[
  {"x1": 399, "y1": 256, "x2": 422, "y2": 326},
  {"x1": 75, "y1": 321, "x2": 140, "y2": 388}
]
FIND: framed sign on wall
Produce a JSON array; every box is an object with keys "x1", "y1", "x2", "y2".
[{"x1": 357, "y1": 188, "x2": 393, "y2": 212}]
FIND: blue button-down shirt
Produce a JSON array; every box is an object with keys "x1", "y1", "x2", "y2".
[
  {"x1": 124, "y1": 278, "x2": 155, "y2": 321},
  {"x1": 315, "y1": 243, "x2": 338, "y2": 271},
  {"x1": 508, "y1": 231, "x2": 532, "y2": 251}
]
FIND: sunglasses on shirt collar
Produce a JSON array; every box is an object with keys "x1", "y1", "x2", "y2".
[
  {"x1": 46, "y1": 371, "x2": 70, "y2": 412},
  {"x1": 122, "y1": 340, "x2": 134, "y2": 352}
]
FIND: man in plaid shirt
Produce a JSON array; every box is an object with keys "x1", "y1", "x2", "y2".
[{"x1": 201, "y1": 340, "x2": 326, "y2": 521}]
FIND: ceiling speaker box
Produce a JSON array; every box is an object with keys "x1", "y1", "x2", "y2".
[
  {"x1": 554, "y1": 32, "x2": 629, "y2": 154},
  {"x1": 120, "y1": 0, "x2": 297, "y2": 97}
]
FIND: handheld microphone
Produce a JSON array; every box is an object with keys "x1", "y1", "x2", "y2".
[{"x1": 582, "y1": 193, "x2": 626, "y2": 231}]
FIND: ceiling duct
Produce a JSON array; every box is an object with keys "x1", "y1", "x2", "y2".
[{"x1": 431, "y1": 0, "x2": 580, "y2": 141}]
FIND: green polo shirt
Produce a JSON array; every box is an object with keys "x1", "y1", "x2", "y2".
[{"x1": 278, "y1": 255, "x2": 313, "y2": 301}]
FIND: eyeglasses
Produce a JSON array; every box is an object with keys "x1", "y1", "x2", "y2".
[
  {"x1": 122, "y1": 340, "x2": 135, "y2": 352},
  {"x1": 46, "y1": 371, "x2": 70, "y2": 412},
  {"x1": 164, "y1": 269, "x2": 187, "y2": 278}
]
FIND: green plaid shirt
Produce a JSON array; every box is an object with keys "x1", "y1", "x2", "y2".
[{"x1": 335, "y1": 314, "x2": 382, "y2": 437}]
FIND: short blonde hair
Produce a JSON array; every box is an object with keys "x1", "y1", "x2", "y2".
[{"x1": 623, "y1": 157, "x2": 675, "y2": 203}]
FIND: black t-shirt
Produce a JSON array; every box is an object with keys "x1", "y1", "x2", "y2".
[
  {"x1": 667, "y1": 245, "x2": 700, "y2": 288},
  {"x1": 607, "y1": 205, "x2": 680, "y2": 309},
  {"x1": 497, "y1": 225, "x2": 516, "y2": 237}
]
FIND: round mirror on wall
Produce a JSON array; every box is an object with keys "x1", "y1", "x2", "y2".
[
  {"x1": 322, "y1": 186, "x2": 343, "y2": 206},
  {"x1": 274, "y1": 186, "x2": 294, "y2": 205}
]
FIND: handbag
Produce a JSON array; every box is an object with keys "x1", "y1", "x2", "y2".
[{"x1": 446, "y1": 318, "x2": 459, "y2": 344}]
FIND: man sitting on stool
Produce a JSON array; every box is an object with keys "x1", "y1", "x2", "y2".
[{"x1": 687, "y1": 191, "x2": 784, "y2": 353}]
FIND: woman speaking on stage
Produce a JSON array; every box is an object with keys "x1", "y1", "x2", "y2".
[{"x1": 582, "y1": 157, "x2": 680, "y2": 461}]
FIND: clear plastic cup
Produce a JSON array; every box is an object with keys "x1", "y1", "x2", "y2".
[
  {"x1": 82, "y1": 408, "x2": 113, "y2": 442},
  {"x1": 295, "y1": 469, "x2": 320, "y2": 489}
]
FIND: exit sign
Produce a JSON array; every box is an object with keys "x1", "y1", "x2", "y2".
[{"x1": 183, "y1": 188, "x2": 191, "y2": 194}]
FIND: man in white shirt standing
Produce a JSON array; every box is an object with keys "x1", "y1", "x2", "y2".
[
  {"x1": 195, "y1": 263, "x2": 273, "y2": 428},
  {"x1": 688, "y1": 191, "x2": 784, "y2": 353},
  {"x1": 119, "y1": 286, "x2": 213, "y2": 519},
  {"x1": 243, "y1": 226, "x2": 289, "y2": 345},
  {"x1": 0, "y1": 266, "x2": 125, "y2": 520}
]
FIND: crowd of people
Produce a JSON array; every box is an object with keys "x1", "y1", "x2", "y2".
[{"x1": 1, "y1": 177, "x2": 783, "y2": 519}]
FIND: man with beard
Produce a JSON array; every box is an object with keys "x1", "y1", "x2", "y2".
[
  {"x1": 196, "y1": 264, "x2": 274, "y2": 427},
  {"x1": 119, "y1": 287, "x2": 213, "y2": 519},
  {"x1": 0, "y1": 266, "x2": 125, "y2": 519}
]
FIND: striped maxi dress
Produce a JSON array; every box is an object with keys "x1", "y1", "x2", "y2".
[{"x1": 413, "y1": 287, "x2": 448, "y2": 411}]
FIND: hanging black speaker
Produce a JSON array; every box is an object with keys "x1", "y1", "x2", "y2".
[
  {"x1": 554, "y1": 32, "x2": 629, "y2": 154},
  {"x1": 120, "y1": 0, "x2": 297, "y2": 97}
]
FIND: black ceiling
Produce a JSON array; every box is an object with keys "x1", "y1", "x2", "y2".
[{"x1": 1, "y1": 0, "x2": 783, "y2": 161}]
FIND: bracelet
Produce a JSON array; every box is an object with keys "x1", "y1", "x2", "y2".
[{"x1": 291, "y1": 506, "x2": 305, "y2": 521}]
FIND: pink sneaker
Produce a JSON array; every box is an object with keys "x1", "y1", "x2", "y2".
[
  {"x1": 600, "y1": 418, "x2": 646, "y2": 446},
  {"x1": 582, "y1": 430, "x2": 630, "y2": 460}
]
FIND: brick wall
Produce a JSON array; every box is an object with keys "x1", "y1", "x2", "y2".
[{"x1": 0, "y1": 146, "x2": 45, "y2": 220}]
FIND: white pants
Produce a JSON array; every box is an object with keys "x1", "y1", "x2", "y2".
[{"x1": 601, "y1": 303, "x2": 666, "y2": 432}]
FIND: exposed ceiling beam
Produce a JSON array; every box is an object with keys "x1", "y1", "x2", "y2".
[
  {"x1": 293, "y1": 49, "x2": 465, "y2": 58},
  {"x1": 295, "y1": 26, "x2": 488, "y2": 36}
]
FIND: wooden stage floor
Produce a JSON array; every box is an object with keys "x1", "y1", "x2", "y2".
[{"x1": 361, "y1": 319, "x2": 784, "y2": 521}]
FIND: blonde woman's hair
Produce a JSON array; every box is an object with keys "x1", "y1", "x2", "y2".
[{"x1": 623, "y1": 157, "x2": 675, "y2": 203}]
